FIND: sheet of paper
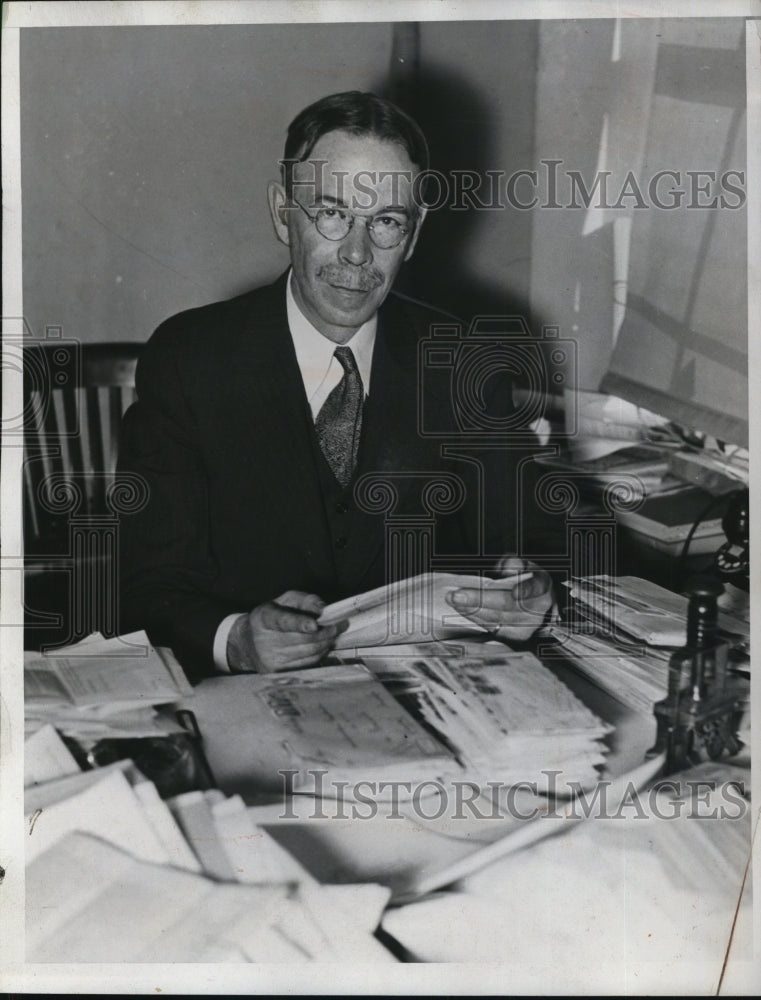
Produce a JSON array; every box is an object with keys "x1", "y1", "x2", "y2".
[
  {"x1": 212, "y1": 795, "x2": 316, "y2": 886},
  {"x1": 320, "y1": 571, "x2": 533, "y2": 648},
  {"x1": 132, "y1": 780, "x2": 202, "y2": 873},
  {"x1": 25, "y1": 767, "x2": 171, "y2": 865},
  {"x1": 166, "y1": 790, "x2": 238, "y2": 880},
  {"x1": 23, "y1": 723, "x2": 80, "y2": 787},
  {"x1": 298, "y1": 882, "x2": 394, "y2": 962},
  {"x1": 24, "y1": 758, "x2": 138, "y2": 812}
]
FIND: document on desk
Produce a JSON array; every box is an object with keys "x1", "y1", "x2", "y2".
[
  {"x1": 356, "y1": 643, "x2": 611, "y2": 791},
  {"x1": 24, "y1": 723, "x2": 81, "y2": 787},
  {"x1": 24, "y1": 631, "x2": 193, "y2": 747},
  {"x1": 26, "y1": 824, "x2": 394, "y2": 961},
  {"x1": 25, "y1": 831, "x2": 308, "y2": 963},
  {"x1": 24, "y1": 630, "x2": 193, "y2": 706},
  {"x1": 543, "y1": 624, "x2": 673, "y2": 714},
  {"x1": 318, "y1": 571, "x2": 533, "y2": 648},
  {"x1": 183, "y1": 662, "x2": 459, "y2": 798},
  {"x1": 565, "y1": 575, "x2": 750, "y2": 649}
]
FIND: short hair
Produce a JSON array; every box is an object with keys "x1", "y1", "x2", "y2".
[{"x1": 281, "y1": 90, "x2": 429, "y2": 199}]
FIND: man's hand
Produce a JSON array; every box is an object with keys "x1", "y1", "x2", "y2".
[
  {"x1": 226, "y1": 590, "x2": 348, "y2": 673},
  {"x1": 445, "y1": 556, "x2": 556, "y2": 643}
]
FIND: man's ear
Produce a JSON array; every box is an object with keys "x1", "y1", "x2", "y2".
[
  {"x1": 403, "y1": 205, "x2": 427, "y2": 262},
  {"x1": 267, "y1": 181, "x2": 291, "y2": 247}
]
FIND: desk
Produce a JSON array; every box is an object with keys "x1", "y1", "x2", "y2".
[
  {"x1": 180, "y1": 649, "x2": 754, "y2": 988},
  {"x1": 22, "y1": 613, "x2": 755, "y2": 986}
]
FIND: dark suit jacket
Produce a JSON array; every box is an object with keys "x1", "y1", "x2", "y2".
[{"x1": 118, "y1": 273, "x2": 550, "y2": 682}]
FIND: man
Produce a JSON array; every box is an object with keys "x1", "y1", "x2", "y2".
[{"x1": 118, "y1": 91, "x2": 554, "y2": 683}]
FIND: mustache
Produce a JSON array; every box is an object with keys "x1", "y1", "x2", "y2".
[{"x1": 317, "y1": 264, "x2": 384, "y2": 291}]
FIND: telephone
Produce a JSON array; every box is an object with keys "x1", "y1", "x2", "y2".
[{"x1": 715, "y1": 488, "x2": 749, "y2": 590}]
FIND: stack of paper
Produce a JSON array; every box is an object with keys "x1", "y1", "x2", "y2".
[
  {"x1": 24, "y1": 630, "x2": 193, "y2": 745},
  {"x1": 183, "y1": 644, "x2": 611, "y2": 800},
  {"x1": 550, "y1": 576, "x2": 751, "y2": 714},
  {"x1": 564, "y1": 575, "x2": 750, "y2": 650},
  {"x1": 24, "y1": 727, "x2": 393, "y2": 963},
  {"x1": 543, "y1": 625, "x2": 672, "y2": 714},
  {"x1": 26, "y1": 831, "x2": 393, "y2": 962},
  {"x1": 25, "y1": 744, "x2": 201, "y2": 871},
  {"x1": 356, "y1": 643, "x2": 612, "y2": 792}
]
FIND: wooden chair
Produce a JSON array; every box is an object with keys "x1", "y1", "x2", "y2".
[{"x1": 24, "y1": 341, "x2": 143, "y2": 648}]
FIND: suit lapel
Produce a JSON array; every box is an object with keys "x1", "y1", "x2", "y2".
[{"x1": 233, "y1": 275, "x2": 336, "y2": 585}]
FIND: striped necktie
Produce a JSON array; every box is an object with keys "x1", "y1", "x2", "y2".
[{"x1": 315, "y1": 346, "x2": 363, "y2": 488}]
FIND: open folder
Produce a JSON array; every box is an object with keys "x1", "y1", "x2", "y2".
[{"x1": 318, "y1": 571, "x2": 533, "y2": 648}]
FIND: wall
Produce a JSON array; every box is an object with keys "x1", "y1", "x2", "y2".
[
  {"x1": 20, "y1": 24, "x2": 391, "y2": 343},
  {"x1": 20, "y1": 21, "x2": 539, "y2": 345}
]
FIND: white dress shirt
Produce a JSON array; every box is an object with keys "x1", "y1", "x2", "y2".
[
  {"x1": 287, "y1": 272, "x2": 376, "y2": 419},
  {"x1": 213, "y1": 272, "x2": 377, "y2": 671}
]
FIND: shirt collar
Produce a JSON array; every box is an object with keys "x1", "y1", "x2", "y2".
[{"x1": 286, "y1": 271, "x2": 376, "y2": 400}]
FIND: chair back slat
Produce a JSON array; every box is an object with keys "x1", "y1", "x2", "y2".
[
  {"x1": 75, "y1": 385, "x2": 92, "y2": 477},
  {"x1": 60, "y1": 383, "x2": 85, "y2": 486},
  {"x1": 51, "y1": 387, "x2": 76, "y2": 493},
  {"x1": 29, "y1": 389, "x2": 64, "y2": 545},
  {"x1": 108, "y1": 386, "x2": 125, "y2": 476},
  {"x1": 40, "y1": 385, "x2": 66, "y2": 482},
  {"x1": 24, "y1": 391, "x2": 47, "y2": 542},
  {"x1": 86, "y1": 386, "x2": 107, "y2": 512},
  {"x1": 23, "y1": 442, "x2": 41, "y2": 542}
]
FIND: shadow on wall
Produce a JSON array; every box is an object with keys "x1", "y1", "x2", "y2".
[{"x1": 377, "y1": 64, "x2": 544, "y2": 335}]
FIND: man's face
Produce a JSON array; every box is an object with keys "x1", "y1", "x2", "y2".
[{"x1": 269, "y1": 130, "x2": 425, "y2": 344}]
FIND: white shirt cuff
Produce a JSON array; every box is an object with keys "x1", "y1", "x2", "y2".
[{"x1": 213, "y1": 613, "x2": 245, "y2": 672}]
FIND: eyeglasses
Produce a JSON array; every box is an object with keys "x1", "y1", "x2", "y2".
[{"x1": 290, "y1": 200, "x2": 412, "y2": 250}]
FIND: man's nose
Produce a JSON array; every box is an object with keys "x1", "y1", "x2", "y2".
[{"x1": 338, "y1": 216, "x2": 374, "y2": 265}]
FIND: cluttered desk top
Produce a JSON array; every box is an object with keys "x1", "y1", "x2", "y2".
[{"x1": 21, "y1": 571, "x2": 755, "y2": 989}]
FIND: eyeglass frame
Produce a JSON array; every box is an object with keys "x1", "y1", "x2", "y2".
[{"x1": 288, "y1": 198, "x2": 415, "y2": 250}]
